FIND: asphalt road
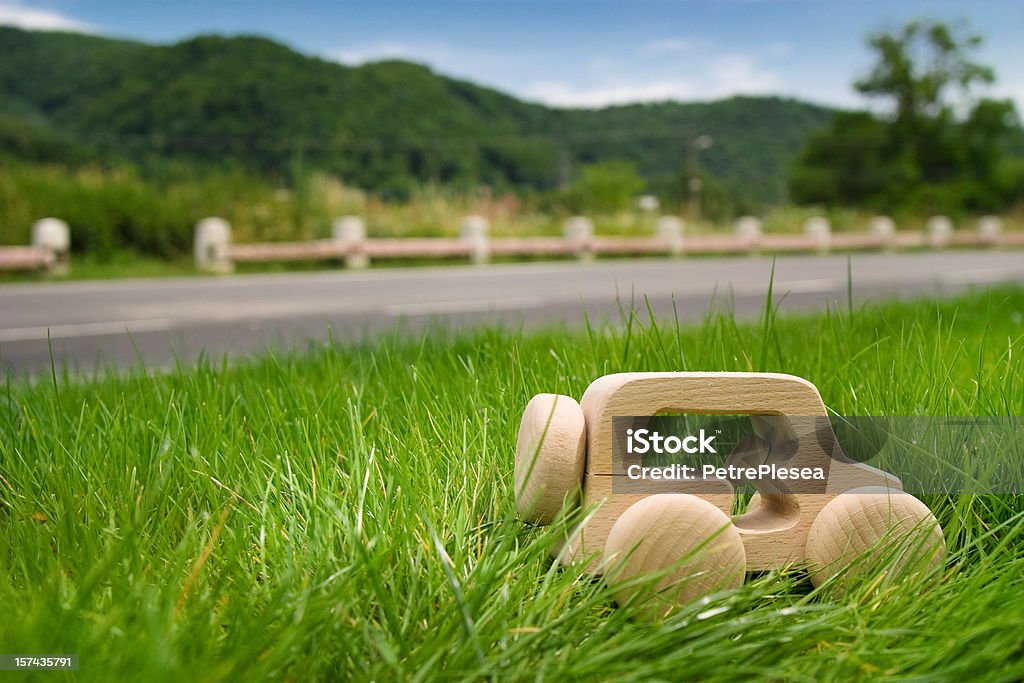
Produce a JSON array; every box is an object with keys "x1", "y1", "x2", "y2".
[{"x1": 2, "y1": 250, "x2": 1023, "y2": 374}]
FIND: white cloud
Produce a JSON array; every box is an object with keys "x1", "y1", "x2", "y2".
[
  {"x1": 710, "y1": 53, "x2": 781, "y2": 94},
  {"x1": 642, "y1": 38, "x2": 701, "y2": 54},
  {"x1": 988, "y1": 79, "x2": 1024, "y2": 116},
  {"x1": 765, "y1": 41, "x2": 793, "y2": 57},
  {"x1": 526, "y1": 80, "x2": 701, "y2": 108},
  {"x1": 0, "y1": 1, "x2": 96, "y2": 32},
  {"x1": 327, "y1": 39, "x2": 796, "y2": 110},
  {"x1": 327, "y1": 41, "x2": 453, "y2": 68},
  {"x1": 525, "y1": 52, "x2": 781, "y2": 108}
]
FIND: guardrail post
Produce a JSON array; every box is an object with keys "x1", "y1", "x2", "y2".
[
  {"x1": 804, "y1": 216, "x2": 831, "y2": 252},
  {"x1": 459, "y1": 215, "x2": 490, "y2": 264},
  {"x1": 564, "y1": 216, "x2": 594, "y2": 260},
  {"x1": 333, "y1": 216, "x2": 368, "y2": 268},
  {"x1": 194, "y1": 217, "x2": 233, "y2": 273},
  {"x1": 31, "y1": 217, "x2": 70, "y2": 275},
  {"x1": 734, "y1": 216, "x2": 762, "y2": 253},
  {"x1": 656, "y1": 216, "x2": 684, "y2": 256},
  {"x1": 977, "y1": 215, "x2": 1002, "y2": 245},
  {"x1": 926, "y1": 215, "x2": 953, "y2": 248},
  {"x1": 869, "y1": 215, "x2": 895, "y2": 249}
]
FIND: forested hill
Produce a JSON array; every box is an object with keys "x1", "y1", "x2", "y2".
[{"x1": 0, "y1": 26, "x2": 836, "y2": 203}]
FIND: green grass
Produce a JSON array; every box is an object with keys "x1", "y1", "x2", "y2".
[
  {"x1": 2, "y1": 286, "x2": 1024, "y2": 681},
  {"x1": 0, "y1": 255, "x2": 199, "y2": 284}
]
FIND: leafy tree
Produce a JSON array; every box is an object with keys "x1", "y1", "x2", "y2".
[
  {"x1": 789, "y1": 112, "x2": 918, "y2": 210},
  {"x1": 790, "y1": 19, "x2": 1022, "y2": 213},
  {"x1": 563, "y1": 161, "x2": 645, "y2": 213},
  {"x1": 856, "y1": 21, "x2": 993, "y2": 123}
]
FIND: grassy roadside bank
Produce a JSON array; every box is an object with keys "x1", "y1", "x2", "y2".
[{"x1": 2, "y1": 286, "x2": 1023, "y2": 680}]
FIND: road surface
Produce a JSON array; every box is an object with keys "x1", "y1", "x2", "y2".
[{"x1": 2, "y1": 250, "x2": 1023, "y2": 374}]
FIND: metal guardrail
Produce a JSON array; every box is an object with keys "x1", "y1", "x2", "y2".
[
  {"x1": 194, "y1": 214, "x2": 1020, "y2": 273},
  {"x1": 2, "y1": 214, "x2": 1018, "y2": 275},
  {"x1": 0, "y1": 218, "x2": 70, "y2": 274},
  {"x1": 0, "y1": 246, "x2": 56, "y2": 271}
]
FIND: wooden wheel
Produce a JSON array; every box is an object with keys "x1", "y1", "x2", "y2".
[
  {"x1": 806, "y1": 487, "x2": 945, "y2": 589},
  {"x1": 603, "y1": 494, "x2": 746, "y2": 619},
  {"x1": 514, "y1": 394, "x2": 586, "y2": 524}
]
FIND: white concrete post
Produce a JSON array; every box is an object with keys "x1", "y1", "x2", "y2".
[
  {"x1": 734, "y1": 216, "x2": 762, "y2": 251},
  {"x1": 869, "y1": 215, "x2": 896, "y2": 248},
  {"x1": 977, "y1": 215, "x2": 1002, "y2": 244},
  {"x1": 804, "y1": 216, "x2": 831, "y2": 251},
  {"x1": 656, "y1": 216, "x2": 685, "y2": 256},
  {"x1": 459, "y1": 215, "x2": 490, "y2": 264},
  {"x1": 636, "y1": 195, "x2": 660, "y2": 212},
  {"x1": 332, "y1": 216, "x2": 368, "y2": 268},
  {"x1": 194, "y1": 218, "x2": 232, "y2": 273},
  {"x1": 564, "y1": 216, "x2": 594, "y2": 260},
  {"x1": 926, "y1": 215, "x2": 953, "y2": 248},
  {"x1": 31, "y1": 217, "x2": 71, "y2": 274}
]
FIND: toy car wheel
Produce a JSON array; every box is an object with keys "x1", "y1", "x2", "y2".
[
  {"x1": 603, "y1": 494, "x2": 746, "y2": 619},
  {"x1": 806, "y1": 487, "x2": 945, "y2": 589},
  {"x1": 514, "y1": 393, "x2": 586, "y2": 525}
]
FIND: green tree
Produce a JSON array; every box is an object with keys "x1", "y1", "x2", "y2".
[
  {"x1": 789, "y1": 112, "x2": 917, "y2": 210},
  {"x1": 856, "y1": 21, "x2": 993, "y2": 123},
  {"x1": 790, "y1": 19, "x2": 1022, "y2": 213},
  {"x1": 563, "y1": 161, "x2": 645, "y2": 213}
]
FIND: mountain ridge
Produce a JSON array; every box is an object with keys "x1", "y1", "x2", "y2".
[{"x1": 0, "y1": 26, "x2": 838, "y2": 203}]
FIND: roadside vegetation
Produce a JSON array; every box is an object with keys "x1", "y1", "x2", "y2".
[{"x1": 2, "y1": 286, "x2": 1024, "y2": 680}]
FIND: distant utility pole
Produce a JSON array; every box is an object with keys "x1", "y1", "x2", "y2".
[
  {"x1": 687, "y1": 134, "x2": 713, "y2": 223},
  {"x1": 558, "y1": 145, "x2": 573, "y2": 188}
]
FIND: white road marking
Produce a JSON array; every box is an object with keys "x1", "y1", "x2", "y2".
[
  {"x1": 0, "y1": 318, "x2": 176, "y2": 343},
  {"x1": 384, "y1": 297, "x2": 546, "y2": 316},
  {"x1": 732, "y1": 278, "x2": 840, "y2": 296},
  {"x1": 940, "y1": 269, "x2": 1020, "y2": 285}
]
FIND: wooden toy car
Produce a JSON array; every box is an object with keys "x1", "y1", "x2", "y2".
[{"x1": 514, "y1": 372, "x2": 945, "y2": 615}]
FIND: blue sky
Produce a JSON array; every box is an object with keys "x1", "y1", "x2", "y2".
[{"x1": 2, "y1": 0, "x2": 1022, "y2": 111}]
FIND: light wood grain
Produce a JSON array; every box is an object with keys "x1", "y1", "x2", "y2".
[
  {"x1": 549, "y1": 372, "x2": 917, "y2": 573},
  {"x1": 553, "y1": 473, "x2": 733, "y2": 569},
  {"x1": 579, "y1": 372, "x2": 829, "y2": 476},
  {"x1": 514, "y1": 393, "x2": 587, "y2": 524},
  {"x1": 806, "y1": 486, "x2": 946, "y2": 589},
  {"x1": 602, "y1": 494, "x2": 746, "y2": 620}
]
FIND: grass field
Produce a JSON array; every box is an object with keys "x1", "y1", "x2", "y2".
[{"x1": 2, "y1": 286, "x2": 1024, "y2": 681}]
